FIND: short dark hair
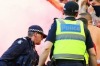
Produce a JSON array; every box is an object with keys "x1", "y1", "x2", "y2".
[
  {"x1": 78, "y1": 18, "x2": 88, "y2": 26},
  {"x1": 64, "y1": 10, "x2": 78, "y2": 16},
  {"x1": 28, "y1": 31, "x2": 42, "y2": 37},
  {"x1": 28, "y1": 31, "x2": 44, "y2": 37},
  {"x1": 28, "y1": 32, "x2": 34, "y2": 37}
]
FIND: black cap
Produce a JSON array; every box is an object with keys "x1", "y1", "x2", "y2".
[
  {"x1": 28, "y1": 25, "x2": 47, "y2": 38},
  {"x1": 64, "y1": 1, "x2": 79, "y2": 13}
]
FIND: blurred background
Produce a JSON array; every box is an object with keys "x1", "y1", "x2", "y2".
[{"x1": 0, "y1": 0, "x2": 62, "y2": 56}]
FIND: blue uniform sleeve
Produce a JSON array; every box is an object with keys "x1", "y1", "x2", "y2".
[
  {"x1": 0, "y1": 60, "x2": 7, "y2": 66},
  {"x1": 1, "y1": 38, "x2": 27, "y2": 60},
  {"x1": 46, "y1": 20, "x2": 56, "y2": 43}
]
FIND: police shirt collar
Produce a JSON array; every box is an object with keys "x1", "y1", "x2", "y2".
[
  {"x1": 65, "y1": 17, "x2": 76, "y2": 21},
  {"x1": 26, "y1": 37, "x2": 35, "y2": 47}
]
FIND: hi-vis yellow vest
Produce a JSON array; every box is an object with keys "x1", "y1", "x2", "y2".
[{"x1": 53, "y1": 19, "x2": 86, "y2": 60}]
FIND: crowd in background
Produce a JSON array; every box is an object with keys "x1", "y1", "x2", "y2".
[
  {"x1": 48, "y1": 0, "x2": 100, "y2": 27},
  {"x1": 47, "y1": 0, "x2": 100, "y2": 66}
]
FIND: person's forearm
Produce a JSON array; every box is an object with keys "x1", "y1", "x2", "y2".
[
  {"x1": 88, "y1": 48, "x2": 97, "y2": 66},
  {"x1": 38, "y1": 41, "x2": 53, "y2": 66},
  {"x1": 89, "y1": 55, "x2": 97, "y2": 66},
  {"x1": 38, "y1": 49, "x2": 50, "y2": 66},
  {"x1": 47, "y1": 0, "x2": 63, "y2": 11}
]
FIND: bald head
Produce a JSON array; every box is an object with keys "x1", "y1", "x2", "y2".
[{"x1": 79, "y1": 13, "x2": 92, "y2": 24}]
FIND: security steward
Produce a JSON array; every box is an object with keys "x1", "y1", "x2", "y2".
[
  {"x1": 38, "y1": 1, "x2": 97, "y2": 66},
  {"x1": 0, "y1": 25, "x2": 47, "y2": 66}
]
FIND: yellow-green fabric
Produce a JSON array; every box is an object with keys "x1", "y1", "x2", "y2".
[
  {"x1": 85, "y1": 52, "x2": 89, "y2": 64},
  {"x1": 53, "y1": 19, "x2": 86, "y2": 60}
]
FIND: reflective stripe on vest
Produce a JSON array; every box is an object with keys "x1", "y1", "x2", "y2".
[
  {"x1": 56, "y1": 34, "x2": 85, "y2": 42},
  {"x1": 53, "y1": 54, "x2": 84, "y2": 60},
  {"x1": 53, "y1": 19, "x2": 86, "y2": 60}
]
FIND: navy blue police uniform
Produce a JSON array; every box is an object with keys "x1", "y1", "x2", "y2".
[{"x1": 0, "y1": 37, "x2": 39, "y2": 66}]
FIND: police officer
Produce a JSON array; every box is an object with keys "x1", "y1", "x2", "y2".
[
  {"x1": 38, "y1": 1, "x2": 97, "y2": 66},
  {"x1": 0, "y1": 25, "x2": 47, "y2": 66}
]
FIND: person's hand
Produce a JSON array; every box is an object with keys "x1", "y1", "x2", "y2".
[
  {"x1": 89, "y1": 1, "x2": 94, "y2": 6},
  {"x1": 88, "y1": 5, "x2": 95, "y2": 15},
  {"x1": 92, "y1": 17, "x2": 100, "y2": 27},
  {"x1": 96, "y1": 20, "x2": 100, "y2": 28}
]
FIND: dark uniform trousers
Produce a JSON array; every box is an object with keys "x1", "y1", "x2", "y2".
[{"x1": 55, "y1": 59, "x2": 85, "y2": 66}]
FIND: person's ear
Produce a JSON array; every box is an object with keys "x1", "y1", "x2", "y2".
[
  {"x1": 75, "y1": 12, "x2": 78, "y2": 17},
  {"x1": 62, "y1": 10, "x2": 65, "y2": 15}
]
